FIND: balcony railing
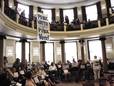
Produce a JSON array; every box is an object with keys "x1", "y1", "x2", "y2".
[{"x1": 0, "y1": 1, "x2": 114, "y2": 32}]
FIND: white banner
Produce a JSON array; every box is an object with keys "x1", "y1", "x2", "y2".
[{"x1": 37, "y1": 13, "x2": 50, "y2": 41}]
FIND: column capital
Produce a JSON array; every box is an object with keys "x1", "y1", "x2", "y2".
[
  {"x1": 79, "y1": 39, "x2": 84, "y2": 44},
  {"x1": 99, "y1": 37, "x2": 106, "y2": 41},
  {"x1": 40, "y1": 41, "x2": 46, "y2": 44},
  {"x1": 60, "y1": 40, "x2": 65, "y2": 44},
  {"x1": 19, "y1": 38, "x2": 27, "y2": 42},
  {"x1": 0, "y1": 35, "x2": 6, "y2": 40}
]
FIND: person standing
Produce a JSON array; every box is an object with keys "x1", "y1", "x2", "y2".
[
  {"x1": 92, "y1": 56, "x2": 101, "y2": 80},
  {"x1": 65, "y1": 15, "x2": 69, "y2": 24}
]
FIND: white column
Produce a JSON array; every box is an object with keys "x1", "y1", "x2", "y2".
[
  {"x1": 64, "y1": 23, "x2": 67, "y2": 32},
  {"x1": 32, "y1": 20, "x2": 34, "y2": 29},
  {"x1": 81, "y1": 24, "x2": 83, "y2": 30},
  {"x1": 16, "y1": 14, "x2": 19, "y2": 23},
  {"x1": 98, "y1": 20, "x2": 101, "y2": 27},
  {"x1": 106, "y1": 18, "x2": 109, "y2": 26}
]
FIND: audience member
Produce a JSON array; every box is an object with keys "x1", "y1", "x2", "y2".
[
  {"x1": 19, "y1": 10, "x2": 27, "y2": 25},
  {"x1": 13, "y1": 58, "x2": 21, "y2": 71},
  {"x1": 92, "y1": 56, "x2": 101, "y2": 80},
  {"x1": 25, "y1": 71, "x2": 36, "y2": 86},
  {"x1": 4, "y1": 56, "x2": 8, "y2": 68},
  {"x1": 65, "y1": 15, "x2": 69, "y2": 24}
]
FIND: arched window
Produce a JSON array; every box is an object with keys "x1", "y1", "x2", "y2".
[
  {"x1": 42, "y1": 9, "x2": 52, "y2": 23},
  {"x1": 65, "y1": 42, "x2": 77, "y2": 63},
  {"x1": 63, "y1": 9, "x2": 74, "y2": 23},
  {"x1": 45, "y1": 43, "x2": 54, "y2": 64},
  {"x1": 86, "y1": 5, "x2": 98, "y2": 21},
  {"x1": 88, "y1": 40, "x2": 102, "y2": 61},
  {"x1": 17, "y1": 3, "x2": 29, "y2": 18}
]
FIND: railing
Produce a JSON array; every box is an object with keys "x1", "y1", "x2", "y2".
[
  {"x1": 1, "y1": 1, "x2": 114, "y2": 32},
  {"x1": 4, "y1": 7, "x2": 35, "y2": 28}
]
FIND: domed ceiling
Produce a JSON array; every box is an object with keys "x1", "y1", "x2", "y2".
[{"x1": 17, "y1": 0, "x2": 101, "y2": 8}]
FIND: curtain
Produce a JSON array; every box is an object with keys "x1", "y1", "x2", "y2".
[
  {"x1": 96, "y1": 2, "x2": 102, "y2": 20},
  {"x1": 4, "y1": 0, "x2": 9, "y2": 7},
  {"x1": 59, "y1": 9, "x2": 64, "y2": 24},
  {"x1": 81, "y1": 6, "x2": 87, "y2": 21},
  {"x1": 51, "y1": 8, "x2": 56, "y2": 21},
  {"x1": 4, "y1": 0, "x2": 9, "y2": 16},
  {"x1": 29, "y1": 5, "x2": 33, "y2": 27},
  {"x1": 73, "y1": 7, "x2": 78, "y2": 20}
]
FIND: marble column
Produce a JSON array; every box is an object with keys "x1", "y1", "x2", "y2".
[
  {"x1": 100, "y1": 37, "x2": 107, "y2": 72},
  {"x1": 60, "y1": 40, "x2": 65, "y2": 63},
  {"x1": 20, "y1": 39, "x2": 27, "y2": 63},
  {"x1": 79, "y1": 39, "x2": 85, "y2": 63},
  {"x1": 40, "y1": 41, "x2": 46, "y2": 62},
  {"x1": 0, "y1": 35, "x2": 6, "y2": 69}
]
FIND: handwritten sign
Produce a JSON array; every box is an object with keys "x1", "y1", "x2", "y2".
[{"x1": 37, "y1": 13, "x2": 50, "y2": 41}]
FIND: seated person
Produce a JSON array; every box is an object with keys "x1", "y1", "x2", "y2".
[
  {"x1": 25, "y1": 71, "x2": 36, "y2": 86},
  {"x1": 49, "y1": 62, "x2": 57, "y2": 72}
]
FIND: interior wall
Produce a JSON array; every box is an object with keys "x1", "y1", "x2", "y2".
[
  {"x1": 77, "y1": 41, "x2": 81, "y2": 60},
  {"x1": 54, "y1": 42, "x2": 62, "y2": 63},
  {"x1": 84, "y1": 40, "x2": 89, "y2": 62},
  {"x1": 30, "y1": 41, "x2": 40, "y2": 63},
  {"x1": 4, "y1": 39, "x2": 16, "y2": 64},
  {"x1": 105, "y1": 37, "x2": 114, "y2": 59}
]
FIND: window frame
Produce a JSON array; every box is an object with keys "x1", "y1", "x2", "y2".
[
  {"x1": 64, "y1": 41, "x2": 78, "y2": 63},
  {"x1": 85, "y1": 4, "x2": 98, "y2": 21},
  {"x1": 44, "y1": 42, "x2": 54, "y2": 64},
  {"x1": 87, "y1": 39, "x2": 103, "y2": 61},
  {"x1": 63, "y1": 8, "x2": 74, "y2": 23}
]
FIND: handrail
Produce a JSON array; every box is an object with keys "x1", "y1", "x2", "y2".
[
  {"x1": 5, "y1": 6, "x2": 114, "y2": 32},
  {"x1": 1, "y1": 4, "x2": 114, "y2": 39},
  {"x1": 0, "y1": 5, "x2": 114, "y2": 38},
  {"x1": 2, "y1": 6, "x2": 114, "y2": 32},
  {"x1": 0, "y1": 9, "x2": 37, "y2": 38},
  {"x1": 1, "y1": 0, "x2": 114, "y2": 33}
]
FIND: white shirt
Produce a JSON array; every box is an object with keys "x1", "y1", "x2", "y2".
[
  {"x1": 49, "y1": 65, "x2": 57, "y2": 71},
  {"x1": 93, "y1": 60, "x2": 101, "y2": 70}
]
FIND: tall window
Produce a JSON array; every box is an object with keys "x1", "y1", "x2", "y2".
[
  {"x1": 111, "y1": 0, "x2": 114, "y2": 10},
  {"x1": 17, "y1": 3, "x2": 29, "y2": 18},
  {"x1": 88, "y1": 40, "x2": 102, "y2": 61},
  {"x1": 65, "y1": 42, "x2": 77, "y2": 63},
  {"x1": 63, "y1": 9, "x2": 74, "y2": 23},
  {"x1": 45, "y1": 43, "x2": 54, "y2": 64},
  {"x1": 86, "y1": 5, "x2": 98, "y2": 21},
  {"x1": 42, "y1": 9, "x2": 52, "y2": 23},
  {"x1": 16, "y1": 42, "x2": 30, "y2": 62},
  {"x1": 16, "y1": 42, "x2": 22, "y2": 61},
  {"x1": 25, "y1": 42, "x2": 30, "y2": 62}
]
